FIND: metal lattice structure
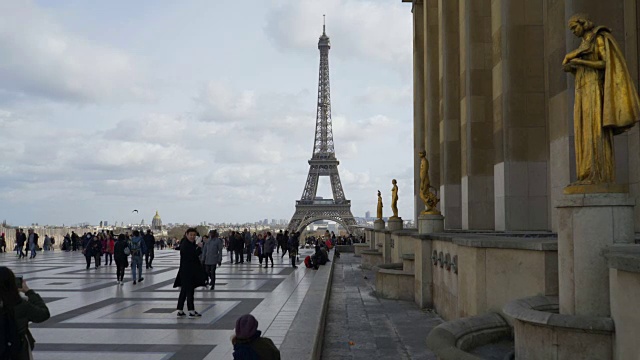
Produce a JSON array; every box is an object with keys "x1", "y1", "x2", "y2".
[{"x1": 288, "y1": 21, "x2": 357, "y2": 234}]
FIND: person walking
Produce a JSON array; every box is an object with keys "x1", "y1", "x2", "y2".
[
  {"x1": 203, "y1": 230, "x2": 223, "y2": 290},
  {"x1": 256, "y1": 234, "x2": 265, "y2": 266},
  {"x1": 0, "y1": 232, "x2": 6, "y2": 253},
  {"x1": 288, "y1": 232, "x2": 300, "y2": 269},
  {"x1": 113, "y1": 234, "x2": 129, "y2": 284},
  {"x1": 234, "y1": 232, "x2": 244, "y2": 264},
  {"x1": 275, "y1": 230, "x2": 284, "y2": 254},
  {"x1": 280, "y1": 230, "x2": 289, "y2": 259},
  {"x1": 105, "y1": 234, "x2": 115, "y2": 266},
  {"x1": 82, "y1": 234, "x2": 93, "y2": 269},
  {"x1": 231, "y1": 314, "x2": 281, "y2": 360},
  {"x1": 144, "y1": 230, "x2": 156, "y2": 269},
  {"x1": 263, "y1": 232, "x2": 276, "y2": 268},
  {"x1": 90, "y1": 235, "x2": 102, "y2": 268},
  {"x1": 128, "y1": 230, "x2": 146, "y2": 285},
  {"x1": 173, "y1": 228, "x2": 206, "y2": 318},
  {"x1": 243, "y1": 229, "x2": 252, "y2": 262},
  {"x1": 27, "y1": 229, "x2": 38, "y2": 259},
  {"x1": 43, "y1": 235, "x2": 51, "y2": 251},
  {"x1": 0, "y1": 266, "x2": 51, "y2": 359}
]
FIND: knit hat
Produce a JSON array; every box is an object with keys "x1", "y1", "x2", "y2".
[{"x1": 235, "y1": 314, "x2": 258, "y2": 339}]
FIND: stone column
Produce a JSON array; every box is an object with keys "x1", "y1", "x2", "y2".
[
  {"x1": 424, "y1": 0, "x2": 441, "y2": 210},
  {"x1": 623, "y1": 0, "x2": 640, "y2": 232},
  {"x1": 438, "y1": 0, "x2": 462, "y2": 229},
  {"x1": 413, "y1": 0, "x2": 426, "y2": 223},
  {"x1": 459, "y1": 0, "x2": 494, "y2": 230},
  {"x1": 492, "y1": 0, "x2": 549, "y2": 231},
  {"x1": 544, "y1": 0, "x2": 572, "y2": 233}
]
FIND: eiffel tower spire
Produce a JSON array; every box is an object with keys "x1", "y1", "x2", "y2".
[
  {"x1": 313, "y1": 14, "x2": 334, "y2": 158},
  {"x1": 288, "y1": 19, "x2": 357, "y2": 234}
]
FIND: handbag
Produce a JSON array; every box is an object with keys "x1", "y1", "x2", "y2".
[
  {"x1": 124, "y1": 247, "x2": 131, "y2": 256},
  {"x1": 253, "y1": 248, "x2": 259, "y2": 256}
]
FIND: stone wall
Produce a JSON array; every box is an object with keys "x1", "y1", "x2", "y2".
[
  {"x1": 606, "y1": 245, "x2": 640, "y2": 360},
  {"x1": 428, "y1": 235, "x2": 558, "y2": 321},
  {"x1": 0, "y1": 225, "x2": 86, "y2": 251}
]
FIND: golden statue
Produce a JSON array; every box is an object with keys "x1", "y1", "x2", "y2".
[
  {"x1": 376, "y1": 190, "x2": 383, "y2": 219},
  {"x1": 390, "y1": 179, "x2": 399, "y2": 218},
  {"x1": 419, "y1": 150, "x2": 441, "y2": 214},
  {"x1": 563, "y1": 14, "x2": 640, "y2": 192}
]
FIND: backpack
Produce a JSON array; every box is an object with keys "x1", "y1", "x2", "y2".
[
  {"x1": 304, "y1": 256, "x2": 312, "y2": 268},
  {"x1": 129, "y1": 238, "x2": 142, "y2": 255},
  {"x1": 0, "y1": 304, "x2": 22, "y2": 359}
]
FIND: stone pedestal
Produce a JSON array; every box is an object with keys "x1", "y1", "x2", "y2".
[
  {"x1": 418, "y1": 214, "x2": 445, "y2": 234},
  {"x1": 387, "y1": 217, "x2": 403, "y2": 231},
  {"x1": 374, "y1": 219, "x2": 385, "y2": 231},
  {"x1": 556, "y1": 193, "x2": 635, "y2": 317}
]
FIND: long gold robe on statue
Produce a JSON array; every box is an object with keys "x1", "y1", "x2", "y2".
[{"x1": 573, "y1": 27, "x2": 640, "y2": 184}]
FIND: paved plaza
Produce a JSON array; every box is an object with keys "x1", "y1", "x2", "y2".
[{"x1": 1, "y1": 248, "x2": 316, "y2": 360}]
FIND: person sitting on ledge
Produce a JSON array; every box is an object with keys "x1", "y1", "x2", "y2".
[{"x1": 231, "y1": 314, "x2": 281, "y2": 360}]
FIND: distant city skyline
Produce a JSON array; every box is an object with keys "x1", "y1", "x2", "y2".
[{"x1": 0, "y1": 0, "x2": 413, "y2": 226}]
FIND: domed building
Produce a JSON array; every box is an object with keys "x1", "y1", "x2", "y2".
[{"x1": 151, "y1": 211, "x2": 162, "y2": 230}]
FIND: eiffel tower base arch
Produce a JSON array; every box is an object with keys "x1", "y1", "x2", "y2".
[{"x1": 288, "y1": 203, "x2": 357, "y2": 234}]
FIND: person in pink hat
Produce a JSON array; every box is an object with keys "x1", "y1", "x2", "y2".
[{"x1": 231, "y1": 314, "x2": 280, "y2": 359}]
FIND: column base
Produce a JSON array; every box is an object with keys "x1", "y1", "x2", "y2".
[
  {"x1": 556, "y1": 192, "x2": 635, "y2": 316},
  {"x1": 418, "y1": 214, "x2": 445, "y2": 234},
  {"x1": 374, "y1": 219, "x2": 386, "y2": 231},
  {"x1": 387, "y1": 217, "x2": 403, "y2": 231}
]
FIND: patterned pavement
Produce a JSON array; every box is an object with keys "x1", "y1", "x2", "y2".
[{"x1": 1, "y1": 248, "x2": 315, "y2": 360}]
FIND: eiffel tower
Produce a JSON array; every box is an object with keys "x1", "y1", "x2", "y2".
[{"x1": 288, "y1": 19, "x2": 357, "y2": 234}]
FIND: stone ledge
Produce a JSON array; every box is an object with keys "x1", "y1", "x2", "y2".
[
  {"x1": 452, "y1": 237, "x2": 557, "y2": 251},
  {"x1": 280, "y1": 251, "x2": 336, "y2": 360},
  {"x1": 391, "y1": 228, "x2": 419, "y2": 235},
  {"x1": 605, "y1": 244, "x2": 640, "y2": 273},
  {"x1": 555, "y1": 192, "x2": 636, "y2": 208},
  {"x1": 426, "y1": 312, "x2": 512, "y2": 360},
  {"x1": 353, "y1": 243, "x2": 368, "y2": 257},
  {"x1": 361, "y1": 249, "x2": 382, "y2": 255},
  {"x1": 374, "y1": 262, "x2": 404, "y2": 271},
  {"x1": 503, "y1": 296, "x2": 614, "y2": 333},
  {"x1": 335, "y1": 245, "x2": 354, "y2": 253},
  {"x1": 376, "y1": 268, "x2": 414, "y2": 276},
  {"x1": 375, "y1": 265, "x2": 415, "y2": 301},
  {"x1": 401, "y1": 254, "x2": 415, "y2": 261}
]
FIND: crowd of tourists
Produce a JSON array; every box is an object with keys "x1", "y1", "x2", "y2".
[{"x1": 222, "y1": 228, "x2": 301, "y2": 269}]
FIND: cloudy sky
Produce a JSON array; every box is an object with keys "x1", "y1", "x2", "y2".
[{"x1": 0, "y1": 0, "x2": 413, "y2": 226}]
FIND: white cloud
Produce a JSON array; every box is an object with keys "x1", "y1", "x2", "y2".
[
  {"x1": 353, "y1": 85, "x2": 412, "y2": 106},
  {"x1": 265, "y1": 0, "x2": 412, "y2": 68},
  {"x1": 196, "y1": 82, "x2": 257, "y2": 122},
  {"x1": 0, "y1": 0, "x2": 150, "y2": 103}
]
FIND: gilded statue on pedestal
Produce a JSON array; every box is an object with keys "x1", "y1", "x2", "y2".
[
  {"x1": 390, "y1": 179, "x2": 399, "y2": 219},
  {"x1": 376, "y1": 190, "x2": 383, "y2": 219},
  {"x1": 563, "y1": 14, "x2": 640, "y2": 192},
  {"x1": 419, "y1": 150, "x2": 440, "y2": 214}
]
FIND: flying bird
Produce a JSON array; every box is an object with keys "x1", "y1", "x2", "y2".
[{"x1": 132, "y1": 210, "x2": 139, "y2": 213}]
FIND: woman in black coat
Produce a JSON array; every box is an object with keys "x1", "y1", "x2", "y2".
[
  {"x1": 0, "y1": 267, "x2": 50, "y2": 360},
  {"x1": 173, "y1": 228, "x2": 206, "y2": 317},
  {"x1": 113, "y1": 234, "x2": 129, "y2": 284}
]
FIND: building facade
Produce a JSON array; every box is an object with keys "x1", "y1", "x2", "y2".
[{"x1": 405, "y1": 0, "x2": 640, "y2": 232}]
